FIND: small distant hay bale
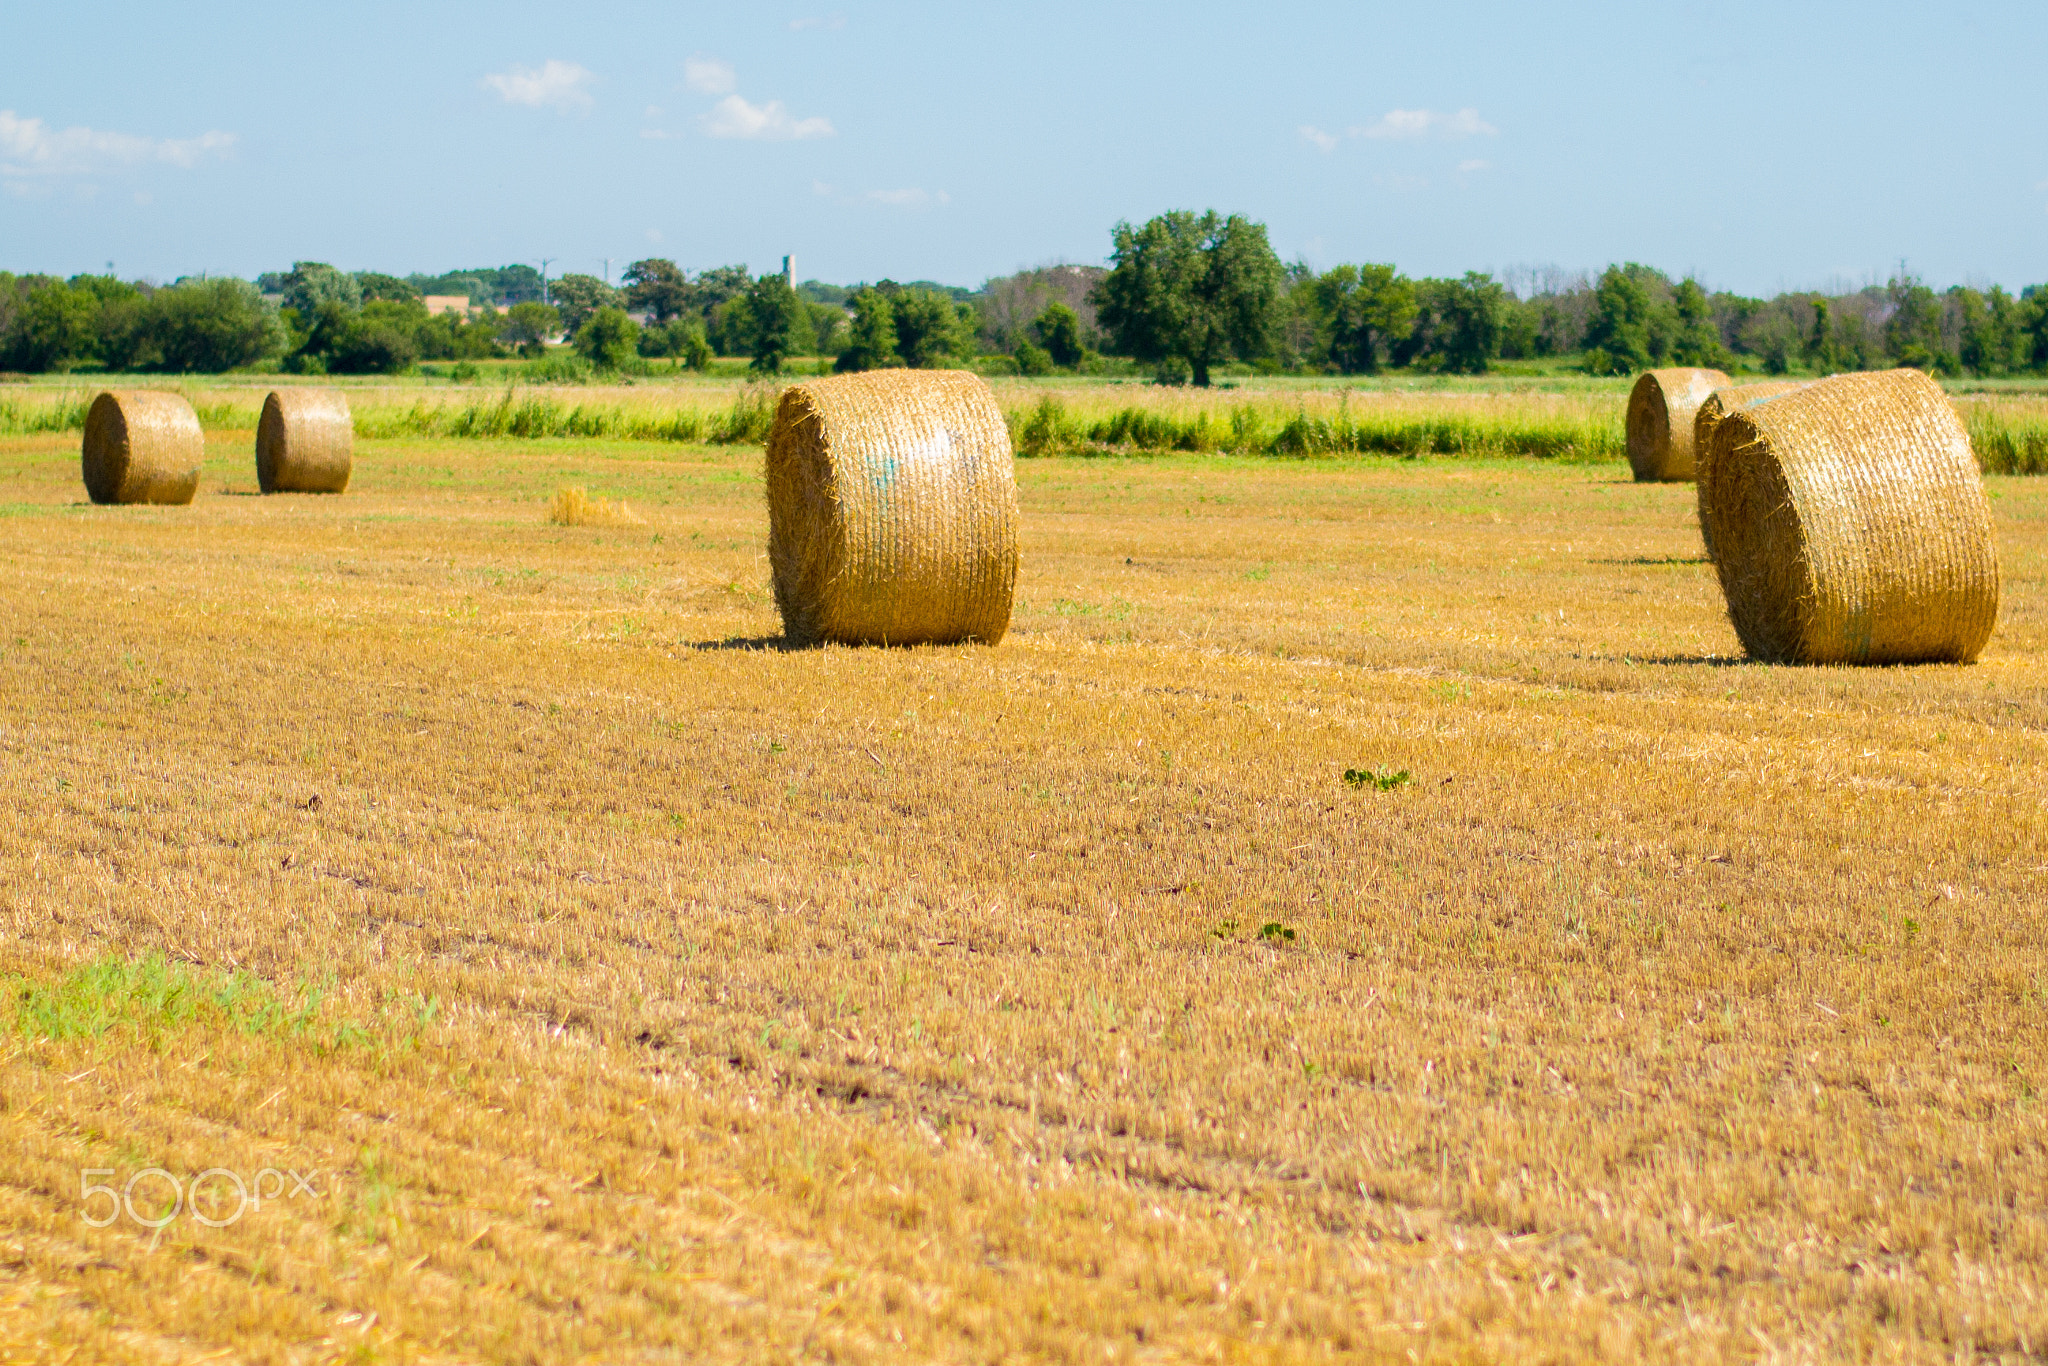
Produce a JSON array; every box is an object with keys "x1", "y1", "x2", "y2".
[
  {"x1": 1693, "y1": 381, "x2": 1810, "y2": 558},
  {"x1": 81, "y1": 390, "x2": 202, "y2": 506},
  {"x1": 766, "y1": 369, "x2": 1019, "y2": 647},
  {"x1": 1702, "y1": 368, "x2": 1999, "y2": 665},
  {"x1": 1625, "y1": 367, "x2": 1730, "y2": 481},
  {"x1": 256, "y1": 389, "x2": 352, "y2": 494},
  {"x1": 548, "y1": 486, "x2": 644, "y2": 527}
]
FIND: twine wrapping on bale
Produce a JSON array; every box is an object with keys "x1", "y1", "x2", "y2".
[
  {"x1": 766, "y1": 369, "x2": 1019, "y2": 647},
  {"x1": 1702, "y1": 368, "x2": 1998, "y2": 665},
  {"x1": 1693, "y1": 381, "x2": 1810, "y2": 559},
  {"x1": 256, "y1": 389, "x2": 353, "y2": 494},
  {"x1": 81, "y1": 391, "x2": 202, "y2": 506},
  {"x1": 1625, "y1": 367, "x2": 1730, "y2": 481}
]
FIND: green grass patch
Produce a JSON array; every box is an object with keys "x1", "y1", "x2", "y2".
[
  {"x1": 5, "y1": 952, "x2": 362, "y2": 1047},
  {"x1": 1008, "y1": 395, "x2": 1625, "y2": 463}
]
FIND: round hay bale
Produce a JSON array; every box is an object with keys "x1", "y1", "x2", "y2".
[
  {"x1": 766, "y1": 369, "x2": 1019, "y2": 647},
  {"x1": 1703, "y1": 368, "x2": 1998, "y2": 665},
  {"x1": 256, "y1": 388, "x2": 352, "y2": 493},
  {"x1": 81, "y1": 390, "x2": 202, "y2": 506},
  {"x1": 1693, "y1": 381, "x2": 1810, "y2": 559},
  {"x1": 1625, "y1": 367, "x2": 1730, "y2": 481}
]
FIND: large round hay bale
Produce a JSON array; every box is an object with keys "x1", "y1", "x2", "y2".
[
  {"x1": 256, "y1": 388, "x2": 352, "y2": 493},
  {"x1": 1693, "y1": 381, "x2": 1810, "y2": 558},
  {"x1": 1703, "y1": 368, "x2": 1998, "y2": 665},
  {"x1": 81, "y1": 391, "x2": 202, "y2": 506},
  {"x1": 1625, "y1": 367, "x2": 1730, "y2": 481},
  {"x1": 766, "y1": 369, "x2": 1019, "y2": 647}
]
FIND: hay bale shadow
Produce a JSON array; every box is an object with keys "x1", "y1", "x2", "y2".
[{"x1": 689, "y1": 635, "x2": 802, "y2": 653}]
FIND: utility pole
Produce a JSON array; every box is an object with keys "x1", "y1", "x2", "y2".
[
  {"x1": 538, "y1": 258, "x2": 556, "y2": 306},
  {"x1": 602, "y1": 258, "x2": 611, "y2": 286}
]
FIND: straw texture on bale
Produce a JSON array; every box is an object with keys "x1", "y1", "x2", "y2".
[
  {"x1": 766, "y1": 369, "x2": 1019, "y2": 647},
  {"x1": 1693, "y1": 381, "x2": 1810, "y2": 559},
  {"x1": 81, "y1": 391, "x2": 202, "y2": 506},
  {"x1": 1702, "y1": 368, "x2": 1998, "y2": 665},
  {"x1": 256, "y1": 389, "x2": 353, "y2": 493},
  {"x1": 1625, "y1": 367, "x2": 1730, "y2": 481}
]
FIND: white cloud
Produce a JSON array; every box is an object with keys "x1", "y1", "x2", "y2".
[
  {"x1": 0, "y1": 109, "x2": 235, "y2": 177},
  {"x1": 789, "y1": 13, "x2": 846, "y2": 30},
  {"x1": 684, "y1": 57, "x2": 737, "y2": 95},
  {"x1": 701, "y1": 94, "x2": 834, "y2": 141},
  {"x1": 1299, "y1": 125, "x2": 1339, "y2": 153},
  {"x1": 481, "y1": 60, "x2": 594, "y2": 112},
  {"x1": 639, "y1": 128, "x2": 677, "y2": 141},
  {"x1": 1458, "y1": 158, "x2": 1491, "y2": 172},
  {"x1": 1349, "y1": 107, "x2": 1496, "y2": 140},
  {"x1": 646, "y1": 227, "x2": 663, "y2": 242}
]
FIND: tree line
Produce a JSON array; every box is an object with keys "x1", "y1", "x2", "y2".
[{"x1": 6, "y1": 211, "x2": 2048, "y2": 381}]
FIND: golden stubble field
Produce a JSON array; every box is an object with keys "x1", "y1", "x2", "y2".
[{"x1": 0, "y1": 423, "x2": 2046, "y2": 1363}]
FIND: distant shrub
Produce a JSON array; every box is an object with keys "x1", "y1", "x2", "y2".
[
  {"x1": 148, "y1": 278, "x2": 287, "y2": 373},
  {"x1": 521, "y1": 354, "x2": 595, "y2": 384},
  {"x1": 1034, "y1": 302, "x2": 1084, "y2": 367},
  {"x1": 498, "y1": 302, "x2": 560, "y2": 359},
  {"x1": 639, "y1": 316, "x2": 711, "y2": 369},
  {"x1": 1013, "y1": 340, "x2": 1055, "y2": 376},
  {"x1": 325, "y1": 303, "x2": 422, "y2": 375},
  {"x1": 1013, "y1": 396, "x2": 1079, "y2": 456},
  {"x1": 573, "y1": 306, "x2": 639, "y2": 371}
]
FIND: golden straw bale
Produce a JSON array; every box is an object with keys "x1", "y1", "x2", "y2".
[
  {"x1": 1693, "y1": 381, "x2": 1810, "y2": 558},
  {"x1": 1625, "y1": 367, "x2": 1730, "y2": 481},
  {"x1": 80, "y1": 390, "x2": 202, "y2": 506},
  {"x1": 256, "y1": 389, "x2": 352, "y2": 493},
  {"x1": 766, "y1": 369, "x2": 1019, "y2": 647},
  {"x1": 1703, "y1": 368, "x2": 1998, "y2": 665}
]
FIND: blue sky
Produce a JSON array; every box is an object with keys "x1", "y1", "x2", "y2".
[{"x1": 2, "y1": 1, "x2": 2042, "y2": 296}]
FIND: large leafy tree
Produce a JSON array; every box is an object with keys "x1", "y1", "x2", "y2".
[
  {"x1": 498, "y1": 301, "x2": 560, "y2": 358},
  {"x1": 742, "y1": 272, "x2": 811, "y2": 374},
  {"x1": 325, "y1": 301, "x2": 423, "y2": 374},
  {"x1": 836, "y1": 289, "x2": 900, "y2": 371},
  {"x1": 7, "y1": 278, "x2": 102, "y2": 371},
  {"x1": 573, "y1": 306, "x2": 640, "y2": 370},
  {"x1": 280, "y1": 262, "x2": 360, "y2": 322},
  {"x1": 1091, "y1": 210, "x2": 1282, "y2": 386},
  {"x1": 1432, "y1": 273, "x2": 1507, "y2": 374},
  {"x1": 1581, "y1": 264, "x2": 1664, "y2": 375},
  {"x1": 1670, "y1": 277, "x2": 1730, "y2": 369},
  {"x1": 355, "y1": 272, "x2": 421, "y2": 304},
  {"x1": 692, "y1": 265, "x2": 753, "y2": 314},
  {"x1": 548, "y1": 274, "x2": 621, "y2": 336},
  {"x1": 622, "y1": 259, "x2": 691, "y2": 322},
  {"x1": 891, "y1": 287, "x2": 968, "y2": 368},
  {"x1": 1034, "y1": 302, "x2": 1084, "y2": 367},
  {"x1": 149, "y1": 278, "x2": 286, "y2": 373},
  {"x1": 1312, "y1": 264, "x2": 1416, "y2": 375}
]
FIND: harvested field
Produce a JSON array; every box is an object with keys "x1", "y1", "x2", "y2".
[{"x1": 1, "y1": 419, "x2": 2046, "y2": 1362}]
